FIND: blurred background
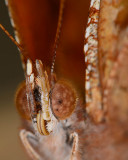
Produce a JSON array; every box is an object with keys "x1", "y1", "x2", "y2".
[{"x1": 0, "y1": 0, "x2": 27, "y2": 159}]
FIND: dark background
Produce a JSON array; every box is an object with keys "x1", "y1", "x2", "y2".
[{"x1": 0, "y1": 0, "x2": 27, "y2": 159}]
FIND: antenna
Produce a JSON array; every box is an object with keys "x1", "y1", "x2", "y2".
[
  {"x1": 0, "y1": 24, "x2": 24, "y2": 53},
  {"x1": 1, "y1": 0, "x2": 65, "y2": 71},
  {"x1": 51, "y1": 0, "x2": 65, "y2": 74}
]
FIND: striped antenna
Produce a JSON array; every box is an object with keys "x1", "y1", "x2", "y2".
[
  {"x1": 0, "y1": 24, "x2": 23, "y2": 52},
  {"x1": 84, "y1": 0, "x2": 102, "y2": 114},
  {"x1": 51, "y1": 0, "x2": 65, "y2": 73}
]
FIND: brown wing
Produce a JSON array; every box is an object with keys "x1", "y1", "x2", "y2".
[
  {"x1": 6, "y1": 0, "x2": 90, "y2": 100},
  {"x1": 6, "y1": 0, "x2": 59, "y2": 67}
]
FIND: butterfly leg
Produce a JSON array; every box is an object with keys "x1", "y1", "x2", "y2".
[
  {"x1": 20, "y1": 129, "x2": 41, "y2": 160},
  {"x1": 69, "y1": 132, "x2": 79, "y2": 160}
]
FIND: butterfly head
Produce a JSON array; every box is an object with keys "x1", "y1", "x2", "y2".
[{"x1": 25, "y1": 59, "x2": 77, "y2": 135}]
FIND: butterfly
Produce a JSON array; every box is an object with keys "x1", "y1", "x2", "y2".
[
  {"x1": 1, "y1": 0, "x2": 128, "y2": 160},
  {"x1": 1, "y1": 0, "x2": 101, "y2": 159},
  {"x1": 2, "y1": 0, "x2": 88, "y2": 159}
]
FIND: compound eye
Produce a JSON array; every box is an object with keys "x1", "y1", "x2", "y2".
[
  {"x1": 15, "y1": 82, "x2": 31, "y2": 120},
  {"x1": 51, "y1": 80, "x2": 77, "y2": 120}
]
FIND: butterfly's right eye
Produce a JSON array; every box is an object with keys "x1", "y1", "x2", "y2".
[{"x1": 51, "y1": 80, "x2": 77, "y2": 120}]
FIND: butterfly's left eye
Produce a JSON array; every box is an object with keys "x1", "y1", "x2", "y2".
[
  {"x1": 51, "y1": 80, "x2": 77, "y2": 120},
  {"x1": 15, "y1": 81, "x2": 31, "y2": 121}
]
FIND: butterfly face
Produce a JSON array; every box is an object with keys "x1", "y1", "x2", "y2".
[
  {"x1": 4, "y1": 0, "x2": 100, "y2": 159},
  {"x1": 15, "y1": 58, "x2": 77, "y2": 136},
  {"x1": 2, "y1": 0, "x2": 128, "y2": 159}
]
